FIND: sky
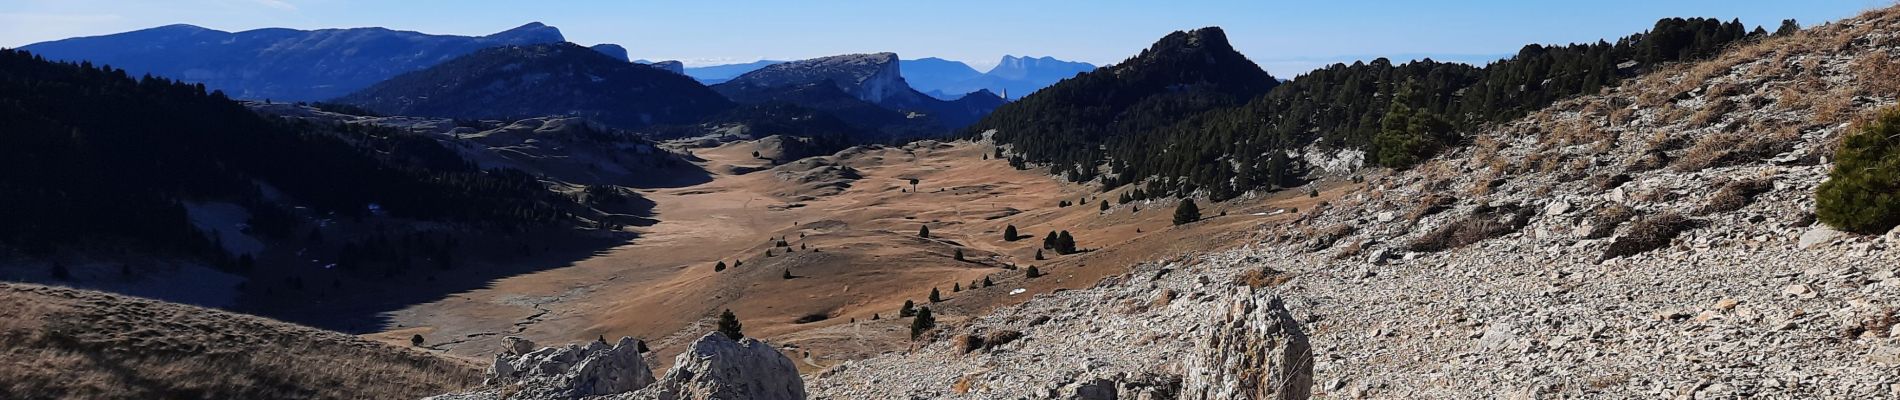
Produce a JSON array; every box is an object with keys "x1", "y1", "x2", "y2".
[{"x1": 0, "y1": 0, "x2": 1883, "y2": 75}]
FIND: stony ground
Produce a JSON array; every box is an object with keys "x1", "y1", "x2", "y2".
[{"x1": 808, "y1": 8, "x2": 1900, "y2": 399}]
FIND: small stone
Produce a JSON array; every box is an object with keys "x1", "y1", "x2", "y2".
[
  {"x1": 1545, "y1": 201, "x2": 1572, "y2": 216},
  {"x1": 1870, "y1": 346, "x2": 1900, "y2": 365},
  {"x1": 1714, "y1": 299, "x2": 1740, "y2": 311},
  {"x1": 1375, "y1": 211, "x2": 1396, "y2": 223},
  {"x1": 1783, "y1": 284, "x2": 1817, "y2": 299},
  {"x1": 1799, "y1": 226, "x2": 1844, "y2": 249}
]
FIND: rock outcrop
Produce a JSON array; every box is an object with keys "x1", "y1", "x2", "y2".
[
  {"x1": 618, "y1": 333, "x2": 806, "y2": 400},
  {"x1": 428, "y1": 336, "x2": 654, "y2": 400},
  {"x1": 1180, "y1": 294, "x2": 1313, "y2": 400},
  {"x1": 432, "y1": 333, "x2": 804, "y2": 400}
]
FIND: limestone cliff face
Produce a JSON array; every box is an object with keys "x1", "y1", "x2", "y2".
[{"x1": 717, "y1": 52, "x2": 914, "y2": 104}]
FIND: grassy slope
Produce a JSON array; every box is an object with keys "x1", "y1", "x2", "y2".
[{"x1": 0, "y1": 282, "x2": 479, "y2": 400}]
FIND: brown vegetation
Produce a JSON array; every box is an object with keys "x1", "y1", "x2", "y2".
[
  {"x1": 1407, "y1": 204, "x2": 1534, "y2": 252},
  {"x1": 0, "y1": 283, "x2": 477, "y2": 400},
  {"x1": 1601, "y1": 212, "x2": 1699, "y2": 261}
]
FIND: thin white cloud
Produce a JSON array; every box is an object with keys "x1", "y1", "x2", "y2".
[{"x1": 250, "y1": 0, "x2": 297, "y2": 11}]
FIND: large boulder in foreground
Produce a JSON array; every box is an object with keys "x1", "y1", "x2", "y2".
[
  {"x1": 1181, "y1": 293, "x2": 1314, "y2": 400},
  {"x1": 620, "y1": 333, "x2": 806, "y2": 400}
]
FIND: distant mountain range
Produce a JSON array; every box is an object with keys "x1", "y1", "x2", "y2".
[
  {"x1": 688, "y1": 56, "x2": 1094, "y2": 100},
  {"x1": 683, "y1": 60, "x2": 785, "y2": 85},
  {"x1": 711, "y1": 53, "x2": 1002, "y2": 139},
  {"x1": 19, "y1": 22, "x2": 583, "y2": 101},
  {"x1": 905, "y1": 56, "x2": 1096, "y2": 100},
  {"x1": 335, "y1": 43, "x2": 731, "y2": 129}
]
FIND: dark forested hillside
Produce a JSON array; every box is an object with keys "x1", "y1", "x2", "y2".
[
  {"x1": 0, "y1": 48, "x2": 573, "y2": 258},
  {"x1": 979, "y1": 18, "x2": 1765, "y2": 200},
  {"x1": 336, "y1": 43, "x2": 732, "y2": 129},
  {"x1": 968, "y1": 27, "x2": 1279, "y2": 183}
]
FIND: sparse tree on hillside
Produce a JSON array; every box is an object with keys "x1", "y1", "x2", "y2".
[
  {"x1": 1174, "y1": 199, "x2": 1202, "y2": 226},
  {"x1": 872, "y1": 313, "x2": 880, "y2": 320},
  {"x1": 714, "y1": 261, "x2": 726, "y2": 272},
  {"x1": 717, "y1": 309, "x2": 744, "y2": 340},
  {"x1": 909, "y1": 178, "x2": 920, "y2": 192},
  {"x1": 929, "y1": 287, "x2": 943, "y2": 303},
  {"x1": 1100, "y1": 200, "x2": 1110, "y2": 211},
  {"x1": 752, "y1": 150, "x2": 762, "y2": 159},
  {"x1": 783, "y1": 269, "x2": 794, "y2": 279},
  {"x1": 1026, "y1": 265, "x2": 1042, "y2": 278},
  {"x1": 1035, "y1": 248, "x2": 1044, "y2": 260},
  {"x1": 954, "y1": 248, "x2": 965, "y2": 261},
  {"x1": 899, "y1": 300, "x2": 917, "y2": 317},
  {"x1": 1004, "y1": 225, "x2": 1019, "y2": 241},
  {"x1": 411, "y1": 334, "x2": 425, "y2": 347},
  {"x1": 909, "y1": 307, "x2": 936, "y2": 340},
  {"x1": 1042, "y1": 231, "x2": 1058, "y2": 249},
  {"x1": 983, "y1": 276, "x2": 994, "y2": 287},
  {"x1": 1776, "y1": 19, "x2": 1801, "y2": 36},
  {"x1": 953, "y1": 282, "x2": 962, "y2": 292},
  {"x1": 919, "y1": 225, "x2": 931, "y2": 238},
  {"x1": 1056, "y1": 231, "x2": 1077, "y2": 254}
]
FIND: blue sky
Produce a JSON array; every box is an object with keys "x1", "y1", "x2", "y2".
[{"x1": 0, "y1": 0, "x2": 1881, "y2": 75}]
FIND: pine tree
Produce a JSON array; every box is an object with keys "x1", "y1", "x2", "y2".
[
  {"x1": 1776, "y1": 19, "x2": 1801, "y2": 36},
  {"x1": 717, "y1": 309, "x2": 744, "y2": 340},
  {"x1": 1100, "y1": 200, "x2": 1110, "y2": 211},
  {"x1": 899, "y1": 300, "x2": 917, "y2": 317},
  {"x1": 954, "y1": 248, "x2": 965, "y2": 261},
  {"x1": 909, "y1": 307, "x2": 936, "y2": 340},
  {"x1": 919, "y1": 225, "x2": 931, "y2": 238},
  {"x1": 1173, "y1": 199, "x2": 1202, "y2": 225},
  {"x1": 929, "y1": 287, "x2": 943, "y2": 303},
  {"x1": 1026, "y1": 265, "x2": 1042, "y2": 278},
  {"x1": 1035, "y1": 248, "x2": 1045, "y2": 260},
  {"x1": 1043, "y1": 231, "x2": 1058, "y2": 249},
  {"x1": 1003, "y1": 225, "x2": 1019, "y2": 241},
  {"x1": 714, "y1": 261, "x2": 727, "y2": 272},
  {"x1": 1056, "y1": 231, "x2": 1076, "y2": 254},
  {"x1": 411, "y1": 334, "x2": 425, "y2": 347},
  {"x1": 782, "y1": 269, "x2": 794, "y2": 279},
  {"x1": 953, "y1": 282, "x2": 962, "y2": 292},
  {"x1": 983, "y1": 276, "x2": 994, "y2": 287}
]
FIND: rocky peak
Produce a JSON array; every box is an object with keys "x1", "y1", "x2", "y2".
[
  {"x1": 590, "y1": 44, "x2": 630, "y2": 62},
  {"x1": 720, "y1": 52, "x2": 908, "y2": 104},
  {"x1": 650, "y1": 60, "x2": 686, "y2": 75},
  {"x1": 488, "y1": 22, "x2": 566, "y2": 43}
]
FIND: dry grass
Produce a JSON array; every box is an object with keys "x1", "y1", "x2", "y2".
[
  {"x1": 1405, "y1": 194, "x2": 1457, "y2": 223},
  {"x1": 1235, "y1": 267, "x2": 1295, "y2": 288},
  {"x1": 0, "y1": 283, "x2": 478, "y2": 400},
  {"x1": 1673, "y1": 120, "x2": 1802, "y2": 172},
  {"x1": 1601, "y1": 212, "x2": 1700, "y2": 261},
  {"x1": 1853, "y1": 50, "x2": 1900, "y2": 97},
  {"x1": 1407, "y1": 204, "x2": 1535, "y2": 252},
  {"x1": 1697, "y1": 177, "x2": 1776, "y2": 215},
  {"x1": 1583, "y1": 204, "x2": 1638, "y2": 240}
]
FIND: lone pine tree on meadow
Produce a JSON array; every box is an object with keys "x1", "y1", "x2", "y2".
[
  {"x1": 929, "y1": 287, "x2": 942, "y2": 302},
  {"x1": 717, "y1": 309, "x2": 744, "y2": 340},
  {"x1": 919, "y1": 225, "x2": 930, "y2": 238},
  {"x1": 1004, "y1": 225, "x2": 1019, "y2": 241},
  {"x1": 954, "y1": 248, "x2": 965, "y2": 261},
  {"x1": 714, "y1": 261, "x2": 726, "y2": 272},
  {"x1": 899, "y1": 300, "x2": 917, "y2": 317},
  {"x1": 1174, "y1": 199, "x2": 1201, "y2": 225}
]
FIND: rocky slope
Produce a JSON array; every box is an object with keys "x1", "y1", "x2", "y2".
[
  {"x1": 20, "y1": 22, "x2": 570, "y2": 101},
  {"x1": 335, "y1": 42, "x2": 732, "y2": 129},
  {"x1": 807, "y1": 8, "x2": 1900, "y2": 399}
]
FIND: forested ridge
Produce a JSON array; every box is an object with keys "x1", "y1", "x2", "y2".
[
  {"x1": 976, "y1": 18, "x2": 1780, "y2": 200},
  {"x1": 0, "y1": 48, "x2": 574, "y2": 258}
]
